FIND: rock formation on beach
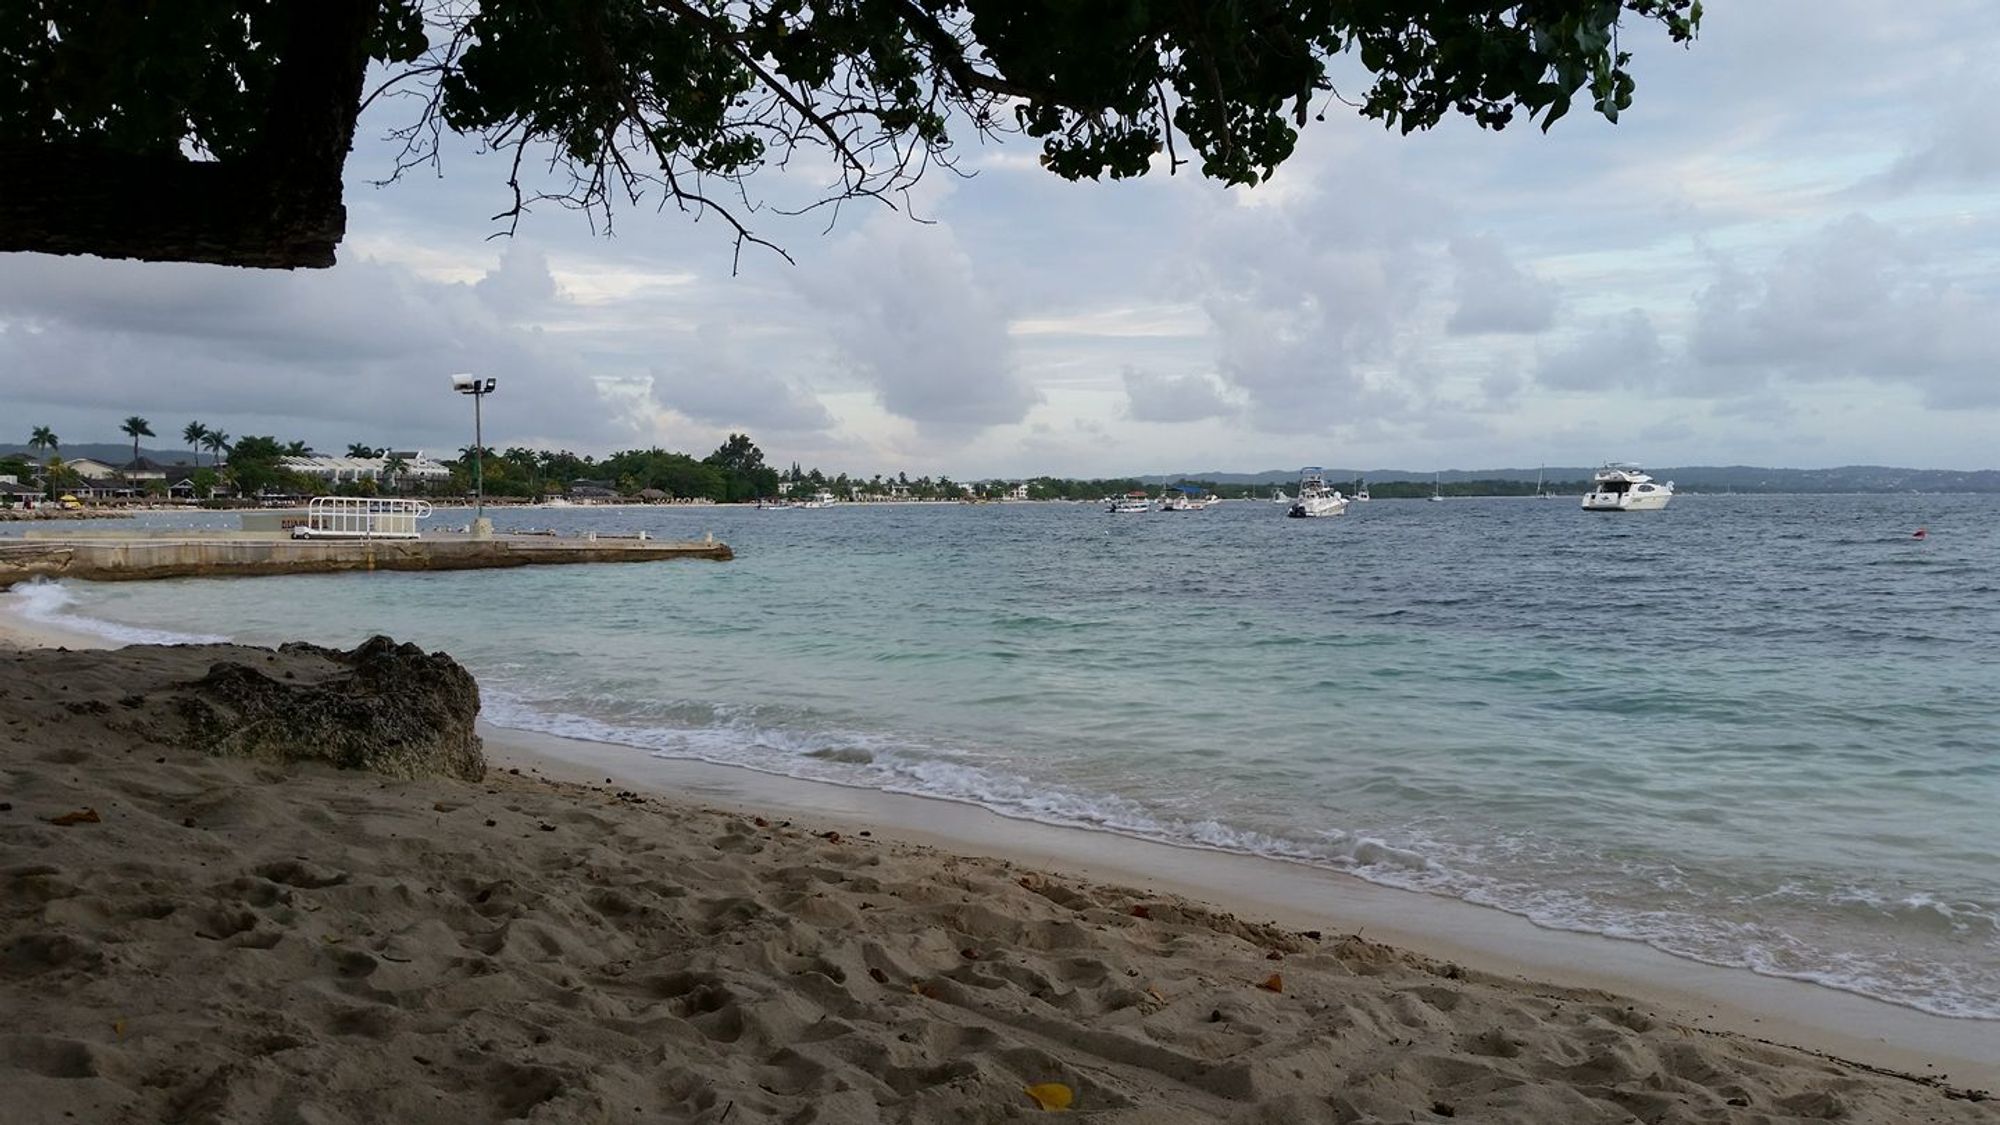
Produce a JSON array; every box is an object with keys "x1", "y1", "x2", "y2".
[
  {"x1": 9, "y1": 635, "x2": 485, "y2": 782},
  {"x1": 162, "y1": 636, "x2": 486, "y2": 782}
]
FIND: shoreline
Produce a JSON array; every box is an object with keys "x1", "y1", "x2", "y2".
[
  {"x1": 4, "y1": 600, "x2": 1996, "y2": 1093},
  {"x1": 484, "y1": 724, "x2": 2000, "y2": 1089}
]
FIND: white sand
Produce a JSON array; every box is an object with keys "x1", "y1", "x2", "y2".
[{"x1": 1, "y1": 620, "x2": 1994, "y2": 1122}]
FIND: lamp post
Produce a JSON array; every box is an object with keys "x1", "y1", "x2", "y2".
[{"x1": 452, "y1": 373, "x2": 497, "y2": 536}]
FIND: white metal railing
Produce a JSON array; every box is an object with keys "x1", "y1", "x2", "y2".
[{"x1": 292, "y1": 496, "x2": 434, "y2": 540}]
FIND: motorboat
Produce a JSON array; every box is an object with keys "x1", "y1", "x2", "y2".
[
  {"x1": 1581, "y1": 463, "x2": 1673, "y2": 511},
  {"x1": 1286, "y1": 468, "x2": 1349, "y2": 518},
  {"x1": 1271, "y1": 488, "x2": 1291, "y2": 504},
  {"x1": 1352, "y1": 479, "x2": 1371, "y2": 502},
  {"x1": 1108, "y1": 491, "x2": 1152, "y2": 514},
  {"x1": 797, "y1": 489, "x2": 838, "y2": 509},
  {"x1": 1158, "y1": 485, "x2": 1216, "y2": 511}
]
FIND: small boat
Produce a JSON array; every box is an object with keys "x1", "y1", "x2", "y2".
[
  {"x1": 1353, "y1": 479, "x2": 1371, "y2": 502},
  {"x1": 1108, "y1": 491, "x2": 1152, "y2": 514},
  {"x1": 1286, "y1": 468, "x2": 1349, "y2": 518},
  {"x1": 1158, "y1": 485, "x2": 1215, "y2": 511},
  {"x1": 797, "y1": 489, "x2": 838, "y2": 509},
  {"x1": 1581, "y1": 463, "x2": 1673, "y2": 511},
  {"x1": 1429, "y1": 472, "x2": 1445, "y2": 502},
  {"x1": 1271, "y1": 488, "x2": 1291, "y2": 504}
]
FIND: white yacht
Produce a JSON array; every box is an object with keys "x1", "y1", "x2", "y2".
[
  {"x1": 1271, "y1": 488, "x2": 1291, "y2": 504},
  {"x1": 1581, "y1": 464, "x2": 1673, "y2": 511},
  {"x1": 1108, "y1": 492, "x2": 1152, "y2": 514},
  {"x1": 1286, "y1": 468, "x2": 1349, "y2": 518},
  {"x1": 797, "y1": 489, "x2": 838, "y2": 509},
  {"x1": 1159, "y1": 487, "x2": 1217, "y2": 511}
]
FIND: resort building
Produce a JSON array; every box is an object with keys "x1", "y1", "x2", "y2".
[
  {"x1": 277, "y1": 451, "x2": 453, "y2": 486},
  {"x1": 63, "y1": 457, "x2": 122, "y2": 482},
  {"x1": 0, "y1": 478, "x2": 39, "y2": 505}
]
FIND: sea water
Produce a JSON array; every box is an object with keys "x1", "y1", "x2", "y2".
[{"x1": 8, "y1": 494, "x2": 1998, "y2": 1018}]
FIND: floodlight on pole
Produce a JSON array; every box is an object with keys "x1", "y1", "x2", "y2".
[{"x1": 451, "y1": 373, "x2": 497, "y2": 525}]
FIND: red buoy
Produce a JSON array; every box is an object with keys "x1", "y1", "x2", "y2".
[{"x1": 1912, "y1": 528, "x2": 1927, "y2": 540}]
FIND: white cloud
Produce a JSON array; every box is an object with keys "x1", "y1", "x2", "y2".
[
  {"x1": 1537, "y1": 310, "x2": 1662, "y2": 392},
  {"x1": 792, "y1": 211, "x2": 1038, "y2": 432},
  {"x1": 1121, "y1": 367, "x2": 1236, "y2": 423},
  {"x1": 1691, "y1": 214, "x2": 2000, "y2": 407},
  {"x1": 0, "y1": 247, "x2": 629, "y2": 451},
  {"x1": 1446, "y1": 234, "x2": 1557, "y2": 334}
]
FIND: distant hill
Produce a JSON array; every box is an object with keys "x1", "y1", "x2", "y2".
[
  {"x1": 0, "y1": 443, "x2": 205, "y2": 466},
  {"x1": 1142, "y1": 465, "x2": 2000, "y2": 493}
]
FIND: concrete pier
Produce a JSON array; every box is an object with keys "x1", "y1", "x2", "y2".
[{"x1": 0, "y1": 532, "x2": 731, "y2": 589}]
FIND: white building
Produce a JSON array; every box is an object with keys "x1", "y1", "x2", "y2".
[
  {"x1": 278, "y1": 451, "x2": 453, "y2": 485},
  {"x1": 1005, "y1": 482, "x2": 1029, "y2": 501},
  {"x1": 63, "y1": 457, "x2": 121, "y2": 481}
]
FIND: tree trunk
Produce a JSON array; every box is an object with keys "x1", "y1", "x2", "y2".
[{"x1": 0, "y1": 2, "x2": 377, "y2": 269}]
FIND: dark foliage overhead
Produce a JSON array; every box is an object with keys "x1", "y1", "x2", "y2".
[{"x1": 0, "y1": 1, "x2": 1699, "y2": 268}]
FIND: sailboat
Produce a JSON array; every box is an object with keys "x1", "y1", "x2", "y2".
[
  {"x1": 1536, "y1": 465, "x2": 1556, "y2": 499},
  {"x1": 1429, "y1": 472, "x2": 1445, "y2": 502}
]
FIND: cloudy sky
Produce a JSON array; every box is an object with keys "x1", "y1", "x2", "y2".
[{"x1": 4, "y1": 2, "x2": 1998, "y2": 476}]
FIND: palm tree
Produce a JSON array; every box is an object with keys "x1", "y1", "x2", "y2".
[
  {"x1": 203, "y1": 430, "x2": 231, "y2": 465},
  {"x1": 346, "y1": 442, "x2": 382, "y2": 458},
  {"x1": 41, "y1": 455, "x2": 70, "y2": 499},
  {"x1": 182, "y1": 421, "x2": 210, "y2": 467},
  {"x1": 284, "y1": 440, "x2": 312, "y2": 456},
  {"x1": 28, "y1": 425, "x2": 58, "y2": 463},
  {"x1": 120, "y1": 415, "x2": 154, "y2": 469},
  {"x1": 381, "y1": 453, "x2": 409, "y2": 495}
]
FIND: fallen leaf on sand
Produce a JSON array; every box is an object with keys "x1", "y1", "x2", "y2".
[
  {"x1": 112, "y1": 1019, "x2": 126, "y2": 1038},
  {"x1": 1258, "y1": 973, "x2": 1283, "y2": 993},
  {"x1": 49, "y1": 808, "x2": 101, "y2": 826},
  {"x1": 1145, "y1": 985, "x2": 1166, "y2": 1004},
  {"x1": 1130, "y1": 905, "x2": 1151, "y2": 919},
  {"x1": 822, "y1": 831, "x2": 842, "y2": 843},
  {"x1": 911, "y1": 981, "x2": 943, "y2": 999},
  {"x1": 753, "y1": 817, "x2": 770, "y2": 828},
  {"x1": 1024, "y1": 1083, "x2": 1074, "y2": 1111}
]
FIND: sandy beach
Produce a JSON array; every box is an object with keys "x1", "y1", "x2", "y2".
[{"x1": 2, "y1": 620, "x2": 1993, "y2": 1122}]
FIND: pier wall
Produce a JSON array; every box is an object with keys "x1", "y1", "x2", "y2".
[{"x1": 0, "y1": 534, "x2": 730, "y2": 589}]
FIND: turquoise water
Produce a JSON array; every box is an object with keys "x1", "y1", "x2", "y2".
[{"x1": 10, "y1": 495, "x2": 1999, "y2": 1017}]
